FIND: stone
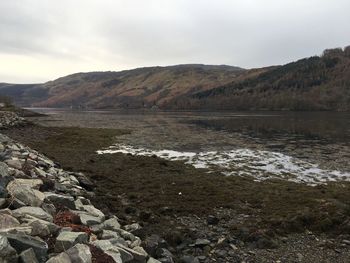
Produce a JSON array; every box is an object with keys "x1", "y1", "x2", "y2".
[
  {"x1": 44, "y1": 192, "x2": 75, "y2": 210},
  {"x1": 75, "y1": 173, "x2": 94, "y2": 191},
  {"x1": 130, "y1": 246, "x2": 148, "y2": 262},
  {"x1": 147, "y1": 258, "x2": 162, "y2": 263},
  {"x1": 10, "y1": 179, "x2": 43, "y2": 190},
  {"x1": 103, "y1": 216, "x2": 121, "y2": 231},
  {"x1": 21, "y1": 215, "x2": 59, "y2": 237},
  {"x1": 0, "y1": 198, "x2": 6, "y2": 208},
  {"x1": 142, "y1": 234, "x2": 168, "y2": 257},
  {"x1": 0, "y1": 213, "x2": 20, "y2": 229},
  {"x1": 155, "y1": 248, "x2": 173, "y2": 261},
  {"x1": 0, "y1": 162, "x2": 10, "y2": 177},
  {"x1": 78, "y1": 213, "x2": 103, "y2": 226},
  {"x1": 81, "y1": 205, "x2": 105, "y2": 219},
  {"x1": 5, "y1": 159, "x2": 23, "y2": 170},
  {"x1": 101, "y1": 230, "x2": 120, "y2": 240},
  {"x1": 0, "y1": 235, "x2": 18, "y2": 263},
  {"x1": 90, "y1": 240, "x2": 122, "y2": 263},
  {"x1": 66, "y1": 244, "x2": 92, "y2": 263},
  {"x1": 206, "y1": 215, "x2": 219, "y2": 225},
  {"x1": 0, "y1": 226, "x2": 33, "y2": 235},
  {"x1": 7, "y1": 180, "x2": 45, "y2": 207},
  {"x1": 194, "y1": 239, "x2": 211, "y2": 247},
  {"x1": 181, "y1": 255, "x2": 199, "y2": 263},
  {"x1": 12, "y1": 207, "x2": 53, "y2": 222},
  {"x1": 46, "y1": 252, "x2": 71, "y2": 263},
  {"x1": 3, "y1": 233, "x2": 48, "y2": 262},
  {"x1": 19, "y1": 248, "x2": 39, "y2": 263},
  {"x1": 55, "y1": 232, "x2": 88, "y2": 252},
  {"x1": 124, "y1": 223, "x2": 141, "y2": 232}
]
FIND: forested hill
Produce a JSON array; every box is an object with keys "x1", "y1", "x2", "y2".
[
  {"x1": 168, "y1": 47, "x2": 350, "y2": 111},
  {"x1": 0, "y1": 46, "x2": 349, "y2": 111}
]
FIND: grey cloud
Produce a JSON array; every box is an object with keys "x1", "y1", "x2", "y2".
[{"x1": 0, "y1": 0, "x2": 349, "y2": 82}]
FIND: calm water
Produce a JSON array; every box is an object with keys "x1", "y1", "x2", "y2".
[{"x1": 30, "y1": 108, "x2": 350, "y2": 184}]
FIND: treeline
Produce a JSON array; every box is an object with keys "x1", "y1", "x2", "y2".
[{"x1": 167, "y1": 46, "x2": 350, "y2": 111}]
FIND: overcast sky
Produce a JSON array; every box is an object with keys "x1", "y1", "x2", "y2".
[{"x1": 0, "y1": 0, "x2": 349, "y2": 83}]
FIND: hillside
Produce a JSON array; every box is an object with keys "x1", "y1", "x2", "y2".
[
  {"x1": 0, "y1": 64, "x2": 244, "y2": 108},
  {"x1": 169, "y1": 47, "x2": 350, "y2": 111},
  {"x1": 0, "y1": 46, "x2": 349, "y2": 111}
]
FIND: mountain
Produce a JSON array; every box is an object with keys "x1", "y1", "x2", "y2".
[
  {"x1": 0, "y1": 46, "x2": 349, "y2": 111},
  {"x1": 169, "y1": 47, "x2": 350, "y2": 111},
  {"x1": 0, "y1": 64, "x2": 244, "y2": 108}
]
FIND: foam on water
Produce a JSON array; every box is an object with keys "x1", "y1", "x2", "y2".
[{"x1": 97, "y1": 144, "x2": 350, "y2": 185}]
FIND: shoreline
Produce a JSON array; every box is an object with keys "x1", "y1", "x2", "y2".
[{"x1": 2, "y1": 111, "x2": 350, "y2": 262}]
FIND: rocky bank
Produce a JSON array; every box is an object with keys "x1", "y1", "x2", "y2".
[{"x1": 0, "y1": 112, "x2": 170, "y2": 263}]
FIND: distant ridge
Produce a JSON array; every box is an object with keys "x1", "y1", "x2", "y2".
[{"x1": 0, "y1": 46, "x2": 349, "y2": 111}]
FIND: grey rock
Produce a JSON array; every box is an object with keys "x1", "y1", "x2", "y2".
[
  {"x1": 19, "y1": 248, "x2": 39, "y2": 263},
  {"x1": 90, "y1": 240, "x2": 123, "y2": 263},
  {"x1": 0, "y1": 235, "x2": 18, "y2": 263},
  {"x1": 181, "y1": 255, "x2": 199, "y2": 263},
  {"x1": 0, "y1": 162, "x2": 10, "y2": 177},
  {"x1": 66, "y1": 244, "x2": 92, "y2": 263},
  {"x1": 12, "y1": 207, "x2": 53, "y2": 222},
  {"x1": 156, "y1": 248, "x2": 173, "y2": 262},
  {"x1": 0, "y1": 213, "x2": 20, "y2": 229},
  {"x1": 5, "y1": 159, "x2": 23, "y2": 170},
  {"x1": 206, "y1": 215, "x2": 219, "y2": 225},
  {"x1": 3, "y1": 233, "x2": 48, "y2": 262},
  {"x1": 55, "y1": 232, "x2": 88, "y2": 252},
  {"x1": 75, "y1": 173, "x2": 94, "y2": 191},
  {"x1": 124, "y1": 223, "x2": 141, "y2": 232},
  {"x1": 142, "y1": 234, "x2": 168, "y2": 257},
  {"x1": 101, "y1": 230, "x2": 120, "y2": 240},
  {"x1": 130, "y1": 246, "x2": 148, "y2": 262},
  {"x1": 80, "y1": 205, "x2": 104, "y2": 219},
  {"x1": 194, "y1": 239, "x2": 211, "y2": 247},
  {"x1": 0, "y1": 198, "x2": 6, "y2": 208},
  {"x1": 103, "y1": 217, "x2": 121, "y2": 231},
  {"x1": 46, "y1": 252, "x2": 71, "y2": 263},
  {"x1": 147, "y1": 258, "x2": 162, "y2": 263},
  {"x1": 7, "y1": 180, "x2": 44, "y2": 207},
  {"x1": 44, "y1": 193, "x2": 75, "y2": 210},
  {"x1": 77, "y1": 212, "x2": 103, "y2": 226}
]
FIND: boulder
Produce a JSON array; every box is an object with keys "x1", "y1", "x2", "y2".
[
  {"x1": 7, "y1": 180, "x2": 45, "y2": 207},
  {"x1": 147, "y1": 258, "x2": 162, "y2": 263},
  {"x1": 21, "y1": 215, "x2": 59, "y2": 237},
  {"x1": 74, "y1": 211, "x2": 103, "y2": 226},
  {"x1": 3, "y1": 233, "x2": 48, "y2": 262},
  {"x1": 46, "y1": 252, "x2": 71, "y2": 263},
  {"x1": 0, "y1": 162, "x2": 10, "y2": 177},
  {"x1": 101, "y1": 230, "x2": 120, "y2": 240},
  {"x1": 5, "y1": 159, "x2": 23, "y2": 170},
  {"x1": 142, "y1": 235, "x2": 168, "y2": 257},
  {"x1": 0, "y1": 235, "x2": 18, "y2": 263},
  {"x1": 90, "y1": 240, "x2": 122, "y2": 263},
  {"x1": 102, "y1": 217, "x2": 121, "y2": 231},
  {"x1": 65, "y1": 244, "x2": 92, "y2": 263},
  {"x1": 12, "y1": 207, "x2": 53, "y2": 222},
  {"x1": 55, "y1": 232, "x2": 88, "y2": 252},
  {"x1": 44, "y1": 192, "x2": 75, "y2": 210},
  {"x1": 0, "y1": 213, "x2": 20, "y2": 229},
  {"x1": 80, "y1": 205, "x2": 105, "y2": 219},
  {"x1": 19, "y1": 248, "x2": 39, "y2": 263}
]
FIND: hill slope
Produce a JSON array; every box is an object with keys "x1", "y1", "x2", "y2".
[
  {"x1": 0, "y1": 64, "x2": 244, "y2": 108},
  {"x1": 169, "y1": 47, "x2": 350, "y2": 111},
  {"x1": 0, "y1": 46, "x2": 349, "y2": 111}
]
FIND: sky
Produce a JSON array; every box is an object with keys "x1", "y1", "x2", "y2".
[{"x1": 0, "y1": 0, "x2": 349, "y2": 83}]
